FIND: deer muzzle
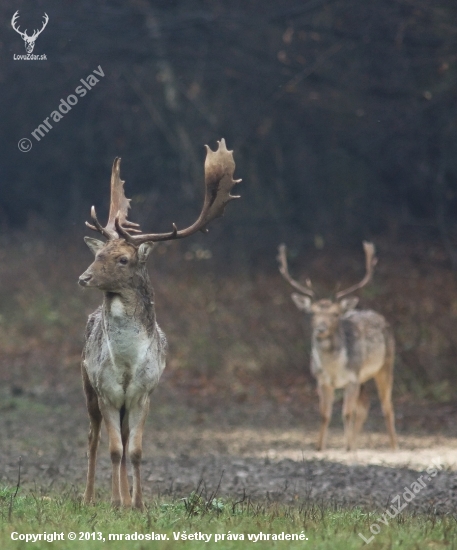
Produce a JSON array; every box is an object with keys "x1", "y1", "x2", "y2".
[
  {"x1": 78, "y1": 272, "x2": 93, "y2": 287},
  {"x1": 314, "y1": 322, "x2": 330, "y2": 338}
]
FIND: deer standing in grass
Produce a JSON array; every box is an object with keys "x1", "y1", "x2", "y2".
[
  {"x1": 78, "y1": 139, "x2": 240, "y2": 509},
  {"x1": 277, "y1": 242, "x2": 397, "y2": 451}
]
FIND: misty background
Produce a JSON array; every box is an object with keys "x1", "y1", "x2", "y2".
[{"x1": 1, "y1": 0, "x2": 457, "y2": 398}]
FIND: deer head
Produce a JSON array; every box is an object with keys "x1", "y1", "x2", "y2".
[
  {"x1": 11, "y1": 11, "x2": 49, "y2": 54},
  {"x1": 79, "y1": 139, "x2": 241, "y2": 289},
  {"x1": 277, "y1": 242, "x2": 377, "y2": 339}
]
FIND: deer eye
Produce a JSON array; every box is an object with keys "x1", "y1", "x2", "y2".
[{"x1": 119, "y1": 257, "x2": 128, "y2": 265}]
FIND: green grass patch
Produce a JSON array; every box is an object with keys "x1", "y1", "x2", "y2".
[{"x1": 0, "y1": 487, "x2": 455, "y2": 549}]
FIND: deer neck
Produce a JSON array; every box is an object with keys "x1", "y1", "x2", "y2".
[{"x1": 102, "y1": 270, "x2": 156, "y2": 336}]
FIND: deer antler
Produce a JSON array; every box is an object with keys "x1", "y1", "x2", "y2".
[
  {"x1": 29, "y1": 13, "x2": 49, "y2": 40},
  {"x1": 11, "y1": 11, "x2": 26, "y2": 39},
  {"x1": 335, "y1": 241, "x2": 378, "y2": 299},
  {"x1": 277, "y1": 244, "x2": 315, "y2": 297},
  {"x1": 86, "y1": 158, "x2": 141, "y2": 240},
  {"x1": 11, "y1": 11, "x2": 49, "y2": 40},
  {"x1": 115, "y1": 138, "x2": 241, "y2": 245}
]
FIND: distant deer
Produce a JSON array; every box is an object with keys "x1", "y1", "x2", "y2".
[
  {"x1": 11, "y1": 11, "x2": 49, "y2": 54},
  {"x1": 277, "y1": 242, "x2": 397, "y2": 451},
  {"x1": 78, "y1": 139, "x2": 240, "y2": 509}
]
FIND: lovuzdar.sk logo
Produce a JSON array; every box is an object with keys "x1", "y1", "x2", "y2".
[{"x1": 11, "y1": 10, "x2": 48, "y2": 60}]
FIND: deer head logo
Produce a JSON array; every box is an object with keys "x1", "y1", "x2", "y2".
[{"x1": 11, "y1": 11, "x2": 49, "y2": 54}]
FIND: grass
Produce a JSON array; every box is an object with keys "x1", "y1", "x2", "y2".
[{"x1": 0, "y1": 487, "x2": 455, "y2": 549}]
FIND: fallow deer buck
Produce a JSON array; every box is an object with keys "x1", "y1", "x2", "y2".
[
  {"x1": 78, "y1": 139, "x2": 240, "y2": 509},
  {"x1": 277, "y1": 242, "x2": 397, "y2": 451}
]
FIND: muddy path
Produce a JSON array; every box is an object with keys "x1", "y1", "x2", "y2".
[{"x1": 1, "y1": 382, "x2": 457, "y2": 513}]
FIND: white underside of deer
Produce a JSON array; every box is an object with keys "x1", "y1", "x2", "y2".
[
  {"x1": 84, "y1": 301, "x2": 165, "y2": 410},
  {"x1": 82, "y1": 292, "x2": 167, "y2": 510},
  {"x1": 311, "y1": 311, "x2": 387, "y2": 389}
]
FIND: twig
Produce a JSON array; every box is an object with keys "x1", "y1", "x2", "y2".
[
  {"x1": 14, "y1": 456, "x2": 22, "y2": 498},
  {"x1": 205, "y1": 470, "x2": 224, "y2": 512},
  {"x1": 8, "y1": 495, "x2": 13, "y2": 522},
  {"x1": 232, "y1": 488, "x2": 247, "y2": 514}
]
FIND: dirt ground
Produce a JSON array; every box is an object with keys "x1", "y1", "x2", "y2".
[{"x1": 1, "y1": 376, "x2": 457, "y2": 514}]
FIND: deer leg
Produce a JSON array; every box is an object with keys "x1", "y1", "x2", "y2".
[
  {"x1": 342, "y1": 383, "x2": 360, "y2": 451},
  {"x1": 352, "y1": 383, "x2": 370, "y2": 448},
  {"x1": 374, "y1": 368, "x2": 397, "y2": 450},
  {"x1": 127, "y1": 397, "x2": 150, "y2": 510},
  {"x1": 374, "y1": 329, "x2": 397, "y2": 449},
  {"x1": 82, "y1": 368, "x2": 102, "y2": 504},
  {"x1": 99, "y1": 403, "x2": 124, "y2": 507},
  {"x1": 120, "y1": 406, "x2": 132, "y2": 507},
  {"x1": 317, "y1": 384, "x2": 334, "y2": 451}
]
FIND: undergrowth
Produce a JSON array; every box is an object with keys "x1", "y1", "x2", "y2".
[
  {"x1": 1, "y1": 230, "x2": 457, "y2": 401},
  {"x1": 0, "y1": 486, "x2": 455, "y2": 549}
]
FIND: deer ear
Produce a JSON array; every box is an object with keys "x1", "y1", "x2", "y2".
[
  {"x1": 84, "y1": 237, "x2": 105, "y2": 256},
  {"x1": 291, "y1": 293, "x2": 312, "y2": 312},
  {"x1": 340, "y1": 296, "x2": 359, "y2": 312},
  {"x1": 138, "y1": 242, "x2": 154, "y2": 263}
]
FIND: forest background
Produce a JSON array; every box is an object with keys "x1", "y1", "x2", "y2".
[{"x1": 1, "y1": 0, "x2": 457, "y2": 403}]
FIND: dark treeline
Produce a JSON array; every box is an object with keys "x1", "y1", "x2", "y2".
[{"x1": 2, "y1": 0, "x2": 457, "y2": 261}]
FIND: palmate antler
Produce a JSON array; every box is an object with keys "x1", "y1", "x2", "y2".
[
  {"x1": 335, "y1": 241, "x2": 378, "y2": 299},
  {"x1": 85, "y1": 158, "x2": 141, "y2": 240},
  {"x1": 277, "y1": 244, "x2": 315, "y2": 297},
  {"x1": 86, "y1": 139, "x2": 241, "y2": 244}
]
